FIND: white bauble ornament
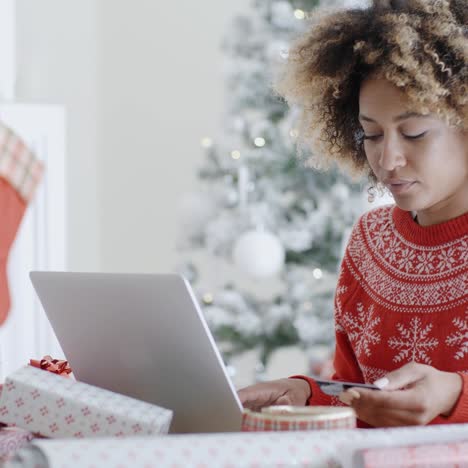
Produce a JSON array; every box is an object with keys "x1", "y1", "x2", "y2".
[
  {"x1": 178, "y1": 191, "x2": 217, "y2": 233},
  {"x1": 233, "y1": 230, "x2": 285, "y2": 278}
]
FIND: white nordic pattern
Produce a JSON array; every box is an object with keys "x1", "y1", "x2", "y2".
[
  {"x1": 370, "y1": 207, "x2": 468, "y2": 275},
  {"x1": 340, "y1": 303, "x2": 381, "y2": 358},
  {"x1": 334, "y1": 268, "x2": 349, "y2": 334},
  {"x1": 388, "y1": 317, "x2": 439, "y2": 365},
  {"x1": 346, "y1": 206, "x2": 468, "y2": 311},
  {"x1": 460, "y1": 240, "x2": 468, "y2": 263},
  {"x1": 446, "y1": 310, "x2": 468, "y2": 360},
  {"x1": 364, "y1": 206, "x2": 467, "y2": 276},
  {"x1": 359, "y1": 365, "x2": 388, "y2": 385}
]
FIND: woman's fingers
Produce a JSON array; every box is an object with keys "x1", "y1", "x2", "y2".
[
  {"x1": 339, "y1": 364, "x2": 461, "y2": 427},
  {"x1": 355, "y1": 404, "x2": 431, "y2": 427},
  {"x1": 373, "y1": 362, "x2": 428, "y2": 391},
  {"x1": 351, "y1": 386, "x2": 429, "y2": 412},
  {"x1": 338, "y1": 388, "x2": 432, "y2": 426},
  {"x1": 237, "y1": 378, "x2": 307, "y2": 410},
  {"x1": 238, "y1": 386, "x2": 276, "y2": 408}
]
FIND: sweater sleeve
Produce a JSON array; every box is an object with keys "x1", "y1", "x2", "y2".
[{"x1": 290, "y1": 247, "x2": 365, "y2": 407}]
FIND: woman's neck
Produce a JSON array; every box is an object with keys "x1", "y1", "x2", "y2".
[{"x1": 414, "y1": 196, "x2": 468, "y2": 227}]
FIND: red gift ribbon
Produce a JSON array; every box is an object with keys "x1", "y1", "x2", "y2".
[{"x1": 29, "y1": 355, "x2": 72, "y2": 377}]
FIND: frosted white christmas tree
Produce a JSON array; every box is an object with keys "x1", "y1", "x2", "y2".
[{"x1": 178, "y1": 0, "x2": 368, "y2": 372}]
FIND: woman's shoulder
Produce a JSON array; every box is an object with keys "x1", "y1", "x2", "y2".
[
  {"x1": 349, "y1": 203, "x2": 396, "y2": 240},
  {"x1": 358, "y1": 203, "x2": 395, "y2": 225},
  {"x1": 343, "y1": 203, "x2": 399, "y2": 265}
]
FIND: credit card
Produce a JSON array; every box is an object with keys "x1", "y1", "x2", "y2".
[{"x1": 313, "y1": 378, "x2": 380, "y2": 396}]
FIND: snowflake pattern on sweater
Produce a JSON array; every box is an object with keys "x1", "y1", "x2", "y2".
[
  {"x1": 388, "y1": 317, "x2": 438, "y2": 365},
  {"x1": 301, "y1": 204, "x2": 468, "y2": 426},
  {"x1": 340, "y1": 303, "x2": 381, "y2": 359},
  {"x1": 446, "y1": 310, "x2": 468, "y2": 361}
]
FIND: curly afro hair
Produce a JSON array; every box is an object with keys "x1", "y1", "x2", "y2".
[{"x1": 275, "y1": 0, "x2": 468, "y2": 179}]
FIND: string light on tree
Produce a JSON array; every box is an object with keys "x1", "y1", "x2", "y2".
[
  {"x1": 289, "y1": 129, "x2": 299, "y2": 138},
  {"x1": 294, "y1": 9, "x2": 306, "y2": 20},
  {"x1": 231, "y1": 150, "x2": 241, "y2": 160},
  {"x1": 254, "y1": 137, "x2": 266, "y2": 147},
  {"x1": 202, "y1": 292, "x2": 214, "y2": 304},
  {"x1": 200, "y1": 137, "x2": 213, "y2": 148},
  {"x1": 313, "y1": 268, "x2": 323, "y2": 279}
]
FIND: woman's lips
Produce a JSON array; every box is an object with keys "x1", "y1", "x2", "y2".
[{"x1": 385, "y1": 181, "x2": 417, "y2": 195}]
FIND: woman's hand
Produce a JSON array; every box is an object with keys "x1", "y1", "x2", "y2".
[
  {"x1": 339, "y1": 362, "x2": 463, "y2": 427},
  {"x1": 238, "y1": 378, "x2": 311, "y2": 411}
]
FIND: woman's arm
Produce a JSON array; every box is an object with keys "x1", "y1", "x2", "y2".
[{"x1": 291, "y1": 256, "x2": 366, "y2": 407}]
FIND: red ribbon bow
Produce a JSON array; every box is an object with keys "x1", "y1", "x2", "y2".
[{"x1": 29, "y1": 355, "x2": 72, "y2": 377}]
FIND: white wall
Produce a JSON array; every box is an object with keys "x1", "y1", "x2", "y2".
[
  {"x1": 16, "y1": 0, "x2": 99, "y2": 271},
  {"x1": 15, "y1": 0, "x2": 250, "y2": 273},
  {"x1": 98, "y1": 0, "x2": 250, "y2": 273}
]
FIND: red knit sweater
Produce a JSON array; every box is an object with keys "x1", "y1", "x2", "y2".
[{"x1": 298, "y1": 204, "x2": 468, "y2": 426}]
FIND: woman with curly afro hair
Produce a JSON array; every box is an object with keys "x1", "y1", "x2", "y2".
[{"x1": 239, "y1": 0, "x2": 468, "y2": 428}]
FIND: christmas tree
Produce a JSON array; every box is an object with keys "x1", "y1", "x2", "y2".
[{"x1": 178, "y1": 0, "x2": 367, "y2": 373}]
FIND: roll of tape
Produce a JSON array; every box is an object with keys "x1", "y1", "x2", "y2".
[{"x1": 242, "y1": 406, "x2": 356, "y2": 431}]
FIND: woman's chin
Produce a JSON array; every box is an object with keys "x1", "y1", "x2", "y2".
[{"x1": 392, "y1": 198, "x2": 423, "y2": 213}]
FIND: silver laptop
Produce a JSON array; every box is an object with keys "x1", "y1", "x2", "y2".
[{"x1": 29, "y1": 272, "x2": 243, "y2": 434}]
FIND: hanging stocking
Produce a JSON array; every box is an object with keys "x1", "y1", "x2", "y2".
[{"x1": 0, "y1": 122, "x2": 43, "y2": 325}]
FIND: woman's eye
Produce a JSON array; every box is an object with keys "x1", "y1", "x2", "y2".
[
  {"x1": 363, "y1": 135, "x2": 382, "y2": 141},
  {"x1": 363, "y1": 131, "x2": 427, "y2": 142},
  {"x1": 403, "y1": 131, "x2": 427, "y2": 140}
]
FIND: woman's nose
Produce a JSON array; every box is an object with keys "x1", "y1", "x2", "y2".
[{"x1": 378, "y1": 136, "x2": 407, "y2": 171}]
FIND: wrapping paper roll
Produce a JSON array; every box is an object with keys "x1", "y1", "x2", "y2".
[
  {"x1": 6, "y1": 424, "x2": 468, "y2": 468},
  {"x1": 0, "y1": 427, "x2": 33, "y2": 464},
  {"x1": 242, "y1": 406, "x2": 356, "y2": 431},
  {"x1": 6, "y1": 433, "x2": 342, "y2": 468}
]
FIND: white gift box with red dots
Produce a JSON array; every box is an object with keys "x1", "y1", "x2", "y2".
[{"x1": 0, "y1": 366, "x2": 172, "y2": 439}]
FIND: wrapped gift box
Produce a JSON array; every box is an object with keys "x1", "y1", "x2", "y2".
[
  {"x1": 0, "y1": 427, "x2": 33, "y2": 463},
  {"x1": 0, "y1": 365, "x2": 172, "y2": 438}
]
